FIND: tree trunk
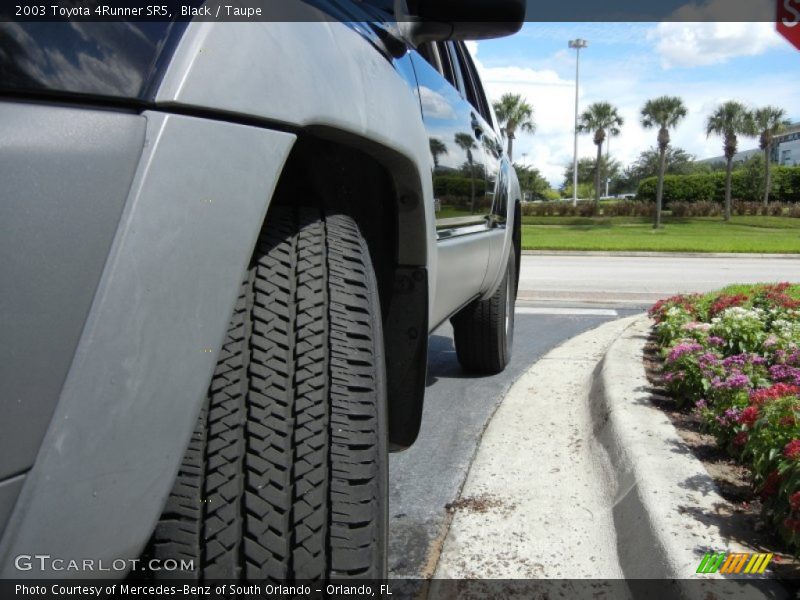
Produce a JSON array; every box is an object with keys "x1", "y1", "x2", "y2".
[
  {"x1": 594, "y1": 142, "x2": 602, "y2": 206},
  {"x1": 654, "y1": 147, "x2": 667, "y2": 229},
  {"x1": 507, "y1": 133, "x2": 514, "y2": 162},
  {"x1": 763, "y1": 146, "x2": 772, "y2": 206},
  {"x1": 468, "y1": 160, "x2": 476, "y2": 214},
  {"x1": 724, "y1": 158, "x2": 733, "y2": 221}
]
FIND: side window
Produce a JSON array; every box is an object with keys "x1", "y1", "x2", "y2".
[
  {"x1": 417, "y1": 43, "x2": 443, "y2": 77},
  {"x1": 453, "y1": 42, "x2": 493, "y2": 126},
  {"x1": 417, "y1": 42, "x2": 461, "y2": 94},
  {"x1": 440, "y1": 42, "x2": 467, "y2": 96}
]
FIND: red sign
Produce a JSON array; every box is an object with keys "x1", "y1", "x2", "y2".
[{"x1": 777, "y1": 0, "x2": 800, "y2": 51}]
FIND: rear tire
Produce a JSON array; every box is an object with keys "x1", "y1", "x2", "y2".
[
  {"x1": 145, "y1": 206, "x2": 387, "y2": 581},
  {"x1": 451, "y1": 249, "x2": 516, "y2": 375}
]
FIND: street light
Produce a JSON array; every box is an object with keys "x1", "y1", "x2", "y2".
[{"x1": 569, "y1": 38, "x2": 587, "y2": 207}]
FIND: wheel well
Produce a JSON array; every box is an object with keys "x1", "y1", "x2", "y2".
[{"x1": 269, "y1": 133, "x2": 429, "y2": 451}]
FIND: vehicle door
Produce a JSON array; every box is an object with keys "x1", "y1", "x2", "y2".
[
  {"x1": 451, "y1": 41, "x2": 512, "y2": 293},
  {"x1": 410, "y1": 41, "x2": 494, "y2": 327}
]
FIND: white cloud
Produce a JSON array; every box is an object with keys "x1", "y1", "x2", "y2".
[
  {"x1": 650, "y1": 21, "x2": 783, "y2": 68},
  {"x1": 418, "y1": 86, "x2": 456, "y2": 120},
  {"x1": 467, "y1": 35, "x2": 799, "y2": 188},
  {"x1": 467, "y1": 42, "x2": 575, "y2": 183}
]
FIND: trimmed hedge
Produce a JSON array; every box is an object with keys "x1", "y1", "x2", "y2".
[
  {"x1": 521, "y1": 200, "x2": 653, "y2": 217},
  {"x1": 433, "y1": 175, "x2": 486, "y2": 198},
  {"x1": 637, "y1": 166, "x2": 800, "y2": 204}
]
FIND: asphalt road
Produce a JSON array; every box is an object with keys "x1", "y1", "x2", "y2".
[
  {"x1": 518, "y1": 254, "x2": 800, "y2": 304},
  {"x1": 388, "y1": 302, "x2": 645, "y2": 578},
  {"x1": 389, "y1": 253, "x2": 800, "y2": 578}
]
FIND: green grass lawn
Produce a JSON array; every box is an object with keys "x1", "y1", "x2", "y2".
[{"x1": 521, "y1": 216, "x2": 800, "y2": 253}]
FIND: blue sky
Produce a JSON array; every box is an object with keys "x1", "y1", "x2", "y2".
[{"x1": 469, "y1": 22, "x2": 800, "y2": 186}]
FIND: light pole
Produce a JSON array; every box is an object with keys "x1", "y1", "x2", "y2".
[{"x1": 569, "y1": 38, "x2": 587, "y2": 207}]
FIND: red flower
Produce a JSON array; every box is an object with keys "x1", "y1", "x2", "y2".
[
  {"x1": 784, "y1": 440, "x2": 800, "y2": 460},
  {"x1": 758, "y1": 283, "x2": 800, "y2": 310},
  {"x1": 709, "y1": 294, "x2": 749, "y2": 317},
  {"x1": 760, "y1": 470, "x2": 782, "y2": 498},
  {"x1": 749, "y1": 384, "x2": 800, "y2": 406},
  {"x1": 733, "y1": 432, "x2": 748, "y2": 447},
  {"x1": 780, "y1": 415, "x2": 796, "y2": 427},
  {"x1": 737, "y1": 406, "x2": 759, "y2": 427},
  {"x1": 648, "y1": 294, "x2": 700, "y2": 323},
  {"x1": 791, "y1": 491, "x2": 800, "y2": 513}
]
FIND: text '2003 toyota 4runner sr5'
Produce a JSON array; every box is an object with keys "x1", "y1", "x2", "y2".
[{"x1": 0, "y1": 0, "x2": 524, "y2": 581}]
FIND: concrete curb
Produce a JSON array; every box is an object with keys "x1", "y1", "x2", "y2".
[
  {"x1": 522, "y1": 250, "x2": 800, "y2": 259},
  {"x1": 590, "y1": 316, "x2": 748, "y2": 581},
  {"x1": 592, "y1": 317, "x2": 789, "y2": 598}
]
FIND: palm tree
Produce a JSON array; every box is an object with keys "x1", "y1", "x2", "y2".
[
  {"x1": 429, "y1": 137, "x2": 448, "y2": 169},
  {"x1": 641, "y1": 96, "x2": 688, "y2": 229},
  {"x1": 577, "y1": 102, "x2": 624, "y2": 205},
  {"x1": 454, "y1": 132, "x2": 478, "y2": 212},
  {"x1": 706, "y1": 101, "x2": 756, "y2": 221},
  {"x1": 754, "y1": 106, "x2": 791, "y2": 205},
  {"x1": 492, "y1": 93, "x2": 535, "y2": 162}
]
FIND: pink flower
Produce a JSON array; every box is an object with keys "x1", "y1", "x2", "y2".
[
  {"x1": 763, "y1": 335, "x2": 779, "y2": 348},
  {"x1": 733, "y1": 432, "x2": 748, "y2": 447},
  {"x1": 667, "y1": 342, "x2": 703, "y2": 363}
]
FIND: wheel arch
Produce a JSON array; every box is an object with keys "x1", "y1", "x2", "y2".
[
  {"x1": 268, "y1": 130, "x2": 430, "y2": 451},
  {"x1": 157, "y1": 19, "x2": 440, "y2": 450}
]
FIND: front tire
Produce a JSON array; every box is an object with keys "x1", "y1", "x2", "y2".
[
  {"x1": 145, "y1": 207, "x2": 387, "y2": 581},
  {"x1": 451, "y1": 249, "x2": 516, "y2": 374}
]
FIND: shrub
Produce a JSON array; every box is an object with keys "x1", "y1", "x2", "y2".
[
  {"x1": 433, "y1": 175, "x2": 486, "y2": 198},
  {"x1": 637, "y1": 174, "x2": 718, "y2": 204},
  {"x1": 604, "y1": 200, "x2": 653, "y2": 217},
  {"x1": 637, "y1": 166, "x2": 800, "y2": 204},
  {"x1": 670, "y1": 200, "x2": 722, "y2": 217},
  {"x1": 650, "y1": 284, "x2": 800, "y2": 551}
]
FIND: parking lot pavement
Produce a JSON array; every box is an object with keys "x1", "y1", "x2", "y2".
[
  {"x1": 388, "y1": 302, "x2": 646, "y2": 578},
  {"x1": 518, "y1": 254, "x2": 800, "y2": 305}
]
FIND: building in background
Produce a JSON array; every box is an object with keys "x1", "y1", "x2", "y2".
[
  {"x1": 771, "y1": 122, "x2": 800, "y2": 167},
  {"x1": 697, "y1": 148, "x2": 761, "y2": 167},
  {"x1": 698, "y1": 121, "x2": 800, "y2": 168}
]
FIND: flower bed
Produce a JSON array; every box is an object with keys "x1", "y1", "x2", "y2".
[{"x1": 649, "y1": 283, "x2": 800, "y2": 551}]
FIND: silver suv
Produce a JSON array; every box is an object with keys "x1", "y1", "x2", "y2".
[{"x1": 0, "y1": 0, "x2": 524, "y2": 580}]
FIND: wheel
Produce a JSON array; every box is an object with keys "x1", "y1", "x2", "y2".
[
  {"x1": 144, "y1": 206, "x2": 388, "y2": 581},
  {"x1": 451, "y1": 248, "x2": 516, "y2": 375}
]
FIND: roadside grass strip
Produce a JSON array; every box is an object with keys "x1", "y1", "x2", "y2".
[{"x1": 521, "y1": 216, "x2": 800, "y2": 253}]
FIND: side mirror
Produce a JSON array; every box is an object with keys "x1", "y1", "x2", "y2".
[{"x1": 396, "y1": 0, "x2": 526, "y2": 45}]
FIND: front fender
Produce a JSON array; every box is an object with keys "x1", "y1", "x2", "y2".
[
  {"x1": 481, "y1": 157, "x2": 521, "y2": 300},
  {"x1": 156, "y1": 18, "x2": 436, "y2": 305}
]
